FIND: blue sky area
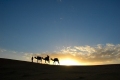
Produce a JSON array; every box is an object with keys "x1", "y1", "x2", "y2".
[{"x1": 0, "y1": 0, "x2": 120, "y2": 63}]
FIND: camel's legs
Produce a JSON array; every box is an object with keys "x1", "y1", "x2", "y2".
[
  {"x1": 56, "y1": 61, "x2": 59, "y2": 65},
  {"x1": 40, "y1": 60, "x2": 42, "y2": 63}
]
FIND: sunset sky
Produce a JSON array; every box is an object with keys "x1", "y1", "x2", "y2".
[{"x1": 0, "y1": 0, "x2": 120, "y2": 65}]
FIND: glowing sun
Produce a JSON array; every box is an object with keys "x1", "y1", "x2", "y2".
[{"x1": 60, "y1": 58, "x2": 80, "y2": 65}]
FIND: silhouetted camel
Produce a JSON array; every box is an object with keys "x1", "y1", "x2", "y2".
[
  {"x1": 51, "y1": 58, "x2": 60, "y2": 65},
  {"x1": 42, "y1": 56, "x2": 50, "y2": 64},
  {"x1": 34, "y1": 56, "x2": 43, "y2": 63}
]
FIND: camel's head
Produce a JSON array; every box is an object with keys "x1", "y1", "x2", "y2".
[
  {"x1": 51, "y1": 58, "x2": 53, "y2": 60},
  {"x1": 34, "y1": 57, "x2": 37, "y2": 59}
]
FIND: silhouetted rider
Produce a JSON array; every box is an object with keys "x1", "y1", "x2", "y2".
[{"x1": 47, "y1": 55, "x2": 49, "y2": 59}]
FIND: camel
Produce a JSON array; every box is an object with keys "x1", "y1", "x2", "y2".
[
  {"x1": 51, "y1": 58, "x2": 60, "y2": 65},
  {"x1": 42, "y1": 56, "x2": 50, "y2": 64},
  {"x1": 34, "y1": 56, "x2": 43, "y2": 63}
]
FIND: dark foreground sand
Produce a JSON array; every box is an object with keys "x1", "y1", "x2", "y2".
[{"x1": 0, "y1": 58, "x2": 120, "y2": 80}]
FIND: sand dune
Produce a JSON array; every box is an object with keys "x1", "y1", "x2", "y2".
[{"x1": 0, "y1": 58, "x2": 120, "y2": 80}]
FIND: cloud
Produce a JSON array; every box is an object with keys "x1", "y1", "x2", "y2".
[
  {"x1": 62, "y1": 44, "x2": 120, "y2": 62},
  {"x1": 0, "y1": 48, "x2": 26, "y2": 61},
  {"x1": 0, "y1": 49, "x2": 6, "y2": 52},
  {"x1": 24, "y1": 43, "x2": 120, "y2": 65}
]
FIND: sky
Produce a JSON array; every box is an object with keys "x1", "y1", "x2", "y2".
[{"x1": 0, "y1": 0, "x2": 120, "y2": 65}]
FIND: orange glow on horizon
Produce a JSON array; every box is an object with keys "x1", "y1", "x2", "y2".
[{"x1": 60, "y1": 58, "x2": 81, "y2": 65}]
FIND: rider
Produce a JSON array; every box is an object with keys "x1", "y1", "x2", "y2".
[{"x1": 47, "y1": 55, "x2": 49, "y2": 58}]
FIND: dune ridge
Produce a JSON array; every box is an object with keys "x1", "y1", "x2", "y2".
[{"x1": 0, "y1": 58, "x2": 120, "y2": 80}]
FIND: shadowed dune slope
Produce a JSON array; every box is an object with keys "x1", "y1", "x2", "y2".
[{"x1": 0, "y1": 58, "x2": 120, "y2": 80}]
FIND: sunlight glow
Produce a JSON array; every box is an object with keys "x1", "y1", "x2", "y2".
[{"x1": 60, "y1": 58, "x2": 81, "y2": 65}]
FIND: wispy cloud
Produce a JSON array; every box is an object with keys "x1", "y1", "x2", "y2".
[
  {"x1": 0, "y1": 48, "x2": 26, "y2": 61},
  {"x1": 0, "y1": 49, "x2": 6, "y2": 52},
  {"x1": 59, "y1": 43, "x2": 120, "y2": 63}
]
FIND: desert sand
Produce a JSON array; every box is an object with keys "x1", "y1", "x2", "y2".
[{"x1": 0, "y1": 58, "x2": 120, "y2": 80}]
